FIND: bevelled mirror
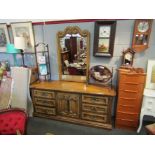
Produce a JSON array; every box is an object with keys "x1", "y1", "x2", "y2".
[{"x1": 57, "y1": 26, "x2": 90, "y2": 82}]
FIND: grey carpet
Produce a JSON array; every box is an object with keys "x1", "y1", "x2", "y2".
[{"x1": 26, "y1": 117, "x2": 151, "y2": 135}]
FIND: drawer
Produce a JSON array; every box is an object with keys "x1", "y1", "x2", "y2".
[
  {"x1": 144, "y1": 107, "x2": 154, "y2": 115},
  {"x1": 32, "y1": 89, "x2": 55, "y2": 99},
  {"x1": 117, "y1": 104, "x2": 138, "y2": 113},
  {"x1": 34, "y1": 98, "x2": 56, "y2": 107},
  {"x1": 116, "y1": 118, "x2": 138, "y2": 128},
  {"x1": 57, "y1": 92, "x2": 79, "y2": 101},
  {"x1": 117, "y1": 97, "x2": 141, "y2": 112},
  {"x1": 143, "y1": 97, "x2": 155, "y2": 107},
  {"x1": 116, "y1": 111, "x2": 139, "y2": 120},
  {"x1": 119, "y1": 73, "x2": 146, "y2": 84},
  {"x1": 82, "y1": 95, "x2": 109, "y2": 105},
  {"x1": 119, "y1": 83, "x2": 144, "y2": 92},
  {"x1": 35, "y1": 106, "x2": 56, "y2": 115},
  {"x1": 82, "y1": 104, "x2": 108, "y2": 114},
  {"x1": 119, "y1": 90, "x2": 140, "y2": 99},
  {"x1": 82, "y1": 112, "x2": 107, "y2": 123}
]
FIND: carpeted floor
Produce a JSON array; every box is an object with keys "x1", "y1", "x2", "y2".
[{"x1": 26, "y1": 116, "x2": 152, "y2": 135}]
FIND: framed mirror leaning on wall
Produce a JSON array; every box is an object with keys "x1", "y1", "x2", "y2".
[{"x1": 57, "y1": 26, "x2": 90, "y2": 82}]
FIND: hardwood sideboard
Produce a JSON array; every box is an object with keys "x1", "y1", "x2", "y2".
[{"x1": 30, "y1": 81, "x2": 116, "y2": 129}]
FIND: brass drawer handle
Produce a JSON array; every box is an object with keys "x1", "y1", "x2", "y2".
[
  {"x1": 91, "y1": 107, "x2": 97, "y2": 111},
  {"x1": 92, "y1": 97, "x2": 97, "y2": 101},
  {"x1": 90, "y1": 115, "x2": 96, "y2": 120}
]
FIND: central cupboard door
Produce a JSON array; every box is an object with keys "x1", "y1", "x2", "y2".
[{"x1": 57, "y1": 92, "x2": 80, "y2": 118}]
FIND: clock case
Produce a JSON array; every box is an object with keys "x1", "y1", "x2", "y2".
[
  {"x1": 132, "y1": 19, "x2": 153, "y2": 52},
  {"x1": 121, "y1": 48, "x2": 135, "y2": 68},
  {"x1": 93, "y1": 20, "x2": 116, "y2": 57}
]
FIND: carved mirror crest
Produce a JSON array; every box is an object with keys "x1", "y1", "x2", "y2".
[{"x1": 57, "y1": 26, "x2": 90, "y2": 82}]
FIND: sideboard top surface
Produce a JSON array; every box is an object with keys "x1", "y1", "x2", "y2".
[{"x1": 30, "y1": 80, "x2": 116, "y2": 96}]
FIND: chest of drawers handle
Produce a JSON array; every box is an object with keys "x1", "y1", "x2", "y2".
[
  {"x1": 91, "y1": 107, "x2": 97, "y2": 111},
  {"x1": 91, "y1": 115, "x2": 96, "y2": 120},
  {"x1": 124, "y1": 90, "x2": 138, "y2": 93},
  {"x1": 125, "y1": 82, "x2": 139, "y2": 85}
]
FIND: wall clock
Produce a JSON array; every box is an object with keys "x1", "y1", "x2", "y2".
[
  {"x1": 93, "y1": 21, "x2": 116, "y2": 57},
  {"x1": 132, "y1": 19, "x2": 153, "y2": 52}
]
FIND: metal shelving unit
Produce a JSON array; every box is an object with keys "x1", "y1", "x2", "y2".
[{"x1": 35, "y1": 43, "x2": 51, "y2": 81}]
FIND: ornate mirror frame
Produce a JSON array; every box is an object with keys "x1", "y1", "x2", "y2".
[{"x1": 57, "y1": 26, "x2": 90, "y2": 82}]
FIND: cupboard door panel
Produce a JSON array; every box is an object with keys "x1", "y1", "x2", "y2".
[
  {"x1": 57, "y1": 92, "x2": 80, "y2": 118},
  {"x1": 57, "y1": 99, "x2": 69, "y2": 116}
]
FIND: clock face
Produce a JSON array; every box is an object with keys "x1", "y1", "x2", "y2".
[
  {"x1": 99, "y1": 26, "x2": 111, "y2": 37},
  {"x1": 125, "y1": 53, "x2": 132, "y2": 61},
  {"x1": 138, "y1": 21, "x2": 149, "y2": 33}
]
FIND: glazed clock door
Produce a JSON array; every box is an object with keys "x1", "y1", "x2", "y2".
[{"x1": 57, "y1": 92, "x2": 80, "y2": 118}]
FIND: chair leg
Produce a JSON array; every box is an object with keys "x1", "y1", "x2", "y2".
[
  {"x1": 137, "y1": 113, "x2": 144, "y2": 133},
  {"x1": 16, "y1": 130, "x2": 21, "y2": 135}
]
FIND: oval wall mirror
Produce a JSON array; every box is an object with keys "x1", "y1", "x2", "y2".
[
  {"x1": 89, "y1": 65, "x2": 112, "y2": 85},
  {"x1": 57, "y1": 26, "x2": 90, "y2": 82}
]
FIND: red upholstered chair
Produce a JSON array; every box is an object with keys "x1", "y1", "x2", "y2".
[{"x1": 0, "y1": 108, "x2": 27, "y2": 135}]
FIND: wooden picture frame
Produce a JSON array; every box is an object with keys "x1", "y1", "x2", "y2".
[
  {"x1": 93, "y1": 20, "x2": 116, "y2": 57},
  {"x1": 0, "y1": 23, "x2": 10, "y2": 52},
  {"x1": 10, "y1": 22, "x2": 35, "y2": 53},
  {"x1": 145, "y1": 60, "x2": 155, "y2": 90}
]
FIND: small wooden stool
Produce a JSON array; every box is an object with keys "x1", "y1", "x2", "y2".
[{"x1": 145, "y1": 123, "x2": 155, "y2": 135}]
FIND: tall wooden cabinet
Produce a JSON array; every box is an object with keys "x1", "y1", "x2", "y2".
[
  {"x1": 30, "y1": 81, "x2": 116, "y2": 129},
  {"x1": 115, "y1": 69, "x2": 146, "y2": 130}
]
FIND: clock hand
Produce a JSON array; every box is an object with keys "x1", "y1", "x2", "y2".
[{"x1": 142, "y1": 24, "x2": 144, "y2": 30}]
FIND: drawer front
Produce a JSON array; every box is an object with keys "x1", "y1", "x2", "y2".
[
  {"x1": 116, "y1": 111, "x2": 139, "y2": 120},
  {"x1": 117, "y1": 97, "x2": 140, "y2": 112},
  {"x1": 33, "y1": 89, "x2": 55, "y2": 99},
  {"x1": 34, "y1": 98, "x2": 55, "y2": 107},
  {"x1": 119, "y1": 73, "x2": 145, "y2": 84},
  {"x1": 143, "y1": 97, "x2": 155, "y2": 108},
  {"x1": 82, "y1": 95, "x2": 109, "y2": 105},
  {"x1": 119, "y1": 83, "x2": 144, "y2": 92},
  {"x1": 119, "y1": 90, "x2": 140, "y2": 98},
  {"x1": 82, "y1": 112, "x2": 107, "y2": 123},
  {"x1": 117, "y1": 104, "x2": 138, "y2": 113},
  {"x1": 142, "y1": 96, "x2": 155, "y2": 114},
  {"x1": 35, "y1": 106, "x2": 56, "y2": 115},
  {"x1": 82, "y1": 104, "x2": 108, "y2": 114},
  {"x1": 116, "y1": 118, "x2": 138, "y2": 128},
  {"x1": 57, "y1": 92, "x2": 79, "y2": 101}
]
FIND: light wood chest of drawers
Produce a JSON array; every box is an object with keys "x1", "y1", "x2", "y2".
[
  {"x1": 115, "y1": 69, "x2": 146, "y2": 130},
  {"x1": 30, "y1": 80, "x2": 116, "y2": 129}
]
